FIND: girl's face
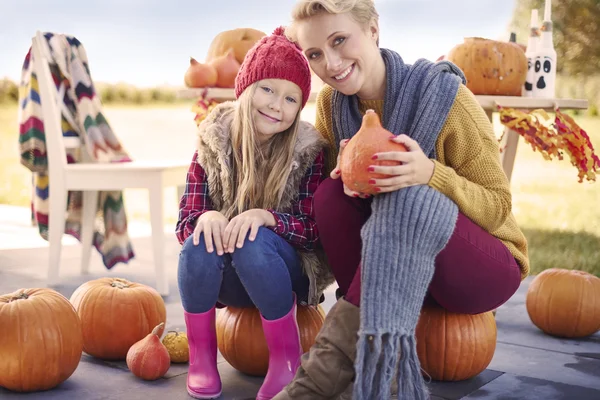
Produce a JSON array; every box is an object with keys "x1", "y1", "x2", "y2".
[
  {"x1": 295, "y1": 12, "x2": 379, "y2": 96},
  {"x1": 251, "y1": 79, "x2": 302, "y2": 142}
]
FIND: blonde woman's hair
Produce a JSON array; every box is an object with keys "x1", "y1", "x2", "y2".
[
  {"x1": 225, "y1": 82, "x2": 301, "y2": 219},
  {"x1": 287, "y1": 0, "x2": 379, "y2": 41}
]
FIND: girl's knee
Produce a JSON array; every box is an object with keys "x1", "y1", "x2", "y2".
[
  {"x1": 230, "y1": 227, "x2": 276, "y2": 262},
  {"x1": 179, "y1": 235, "x2": 223, "y2": 273}
]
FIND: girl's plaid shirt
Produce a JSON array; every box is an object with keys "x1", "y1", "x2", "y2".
[{"x1": 176, "y1": 150, "x2": 325, "y2": 251}]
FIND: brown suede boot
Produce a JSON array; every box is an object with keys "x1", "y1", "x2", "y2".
[{"x1": 271, "y1": 297, "x2": 360, "y2": 400}]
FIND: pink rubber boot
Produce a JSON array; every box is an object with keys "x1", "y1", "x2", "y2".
[
  {"x1": 184, "y1": 308, "x2": 222, "y2": 399},
  {"x1": 256, "y1": 298, "x2": 303, "y2": 400}
]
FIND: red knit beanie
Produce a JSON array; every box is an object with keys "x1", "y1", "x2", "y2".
[{"x1": 235, "y1": 26, "x2": 311, "y2": 108}]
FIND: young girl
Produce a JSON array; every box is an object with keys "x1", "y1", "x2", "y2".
[{"x1": 175, "y1": 27, "x2": 332, "y2": 400}]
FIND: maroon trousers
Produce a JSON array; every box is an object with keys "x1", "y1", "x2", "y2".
[{"x1": 314, "y1": 178, "x2": 522, "y2": 314}]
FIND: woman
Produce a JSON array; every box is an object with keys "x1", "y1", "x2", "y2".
[
  {"x1": 176, "y1": 27, "x2": 333, "y2": 400},
  {"x1": 273, "y1": 1, "x2": 529, "y2": 399}
]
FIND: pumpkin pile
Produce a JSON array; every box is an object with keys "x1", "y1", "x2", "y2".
[
  {"x1": 216, "y1": 305, "x2": 325, "y2": 376},
  {"x1": 416, "y1": 304, "x2": 497, "y2": 381},
  {"x1": 526, "y1": 268, "x2": 600, "y2": 338},
  {"x1": 184, "y1": 28, "x2": 266, "y2": 88},
  {"x1": 446, "y1": 37, "x2": 527, "y2": 96}
]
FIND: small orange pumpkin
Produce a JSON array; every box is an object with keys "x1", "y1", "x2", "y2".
[
  {"x1": 216, "y1": 305, "x2": 325, "y2": 376},
  {"x1": 184, "y1": 57, "x2": 218, "y2": 88},
  {"x1": 209, "y1": 49, "x2": 241, "y2": 88},
  {"x1": 69, "y1": 278, "x2": 167, "y2": 360},
  {"x1": 446, "y1": 37, "x2": 527, "y2": 96},
  {"x1": 526, "y1": 268, "x2": 600, "y2": 338},
  {"x1": 126, "y1": 322, "x2": 171, "y2": 381},
  {"x1": 0, "y1": 289, "x2": 83, "y2": 392},
  {"x1": 340, "y1": 110, "x2": 407, "y2": 195},
  {"x1": 416, "y1": 304, "x2": 497, "y2": 381}
]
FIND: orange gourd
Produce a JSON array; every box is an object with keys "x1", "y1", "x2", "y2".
[
  {"x1": 526, "y1": 268, "x2": 600, "y2": 338},
  {"x1": 126, "y1": 322, "x2": 171, "y2": 380},
  {"x1": 340, "y1": 110, "x2": 407, "y2": 195},
  {"x1": 216, "y1": 305, "x2": 325, "y2": 376},
  {"x1": 184, "y1": 57, "x2": 218, "y2": 88},
  {"x1": 209, "y1": 49, "x2": 241, "y2": 88},
  {"x1": 206, "y1": 28, "x2": 266, "y2": 64},
  {"x1": 446, "y1": 37, "x2": 527, "y2": 96},
  {"x1": 69, "y1": 278, "x2": 167, "y2": 360},
  {"x1": 416, "y1": 304, "x2": 497, "y2": 381},
  {"x1": 0, "y1": 289, "x2": 83, "y2": 392}
]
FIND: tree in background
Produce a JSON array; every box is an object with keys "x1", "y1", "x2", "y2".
[{"x1": 509, "y1": 0, "x2": 600, "y2": 76}]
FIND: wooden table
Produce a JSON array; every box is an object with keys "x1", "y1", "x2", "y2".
[{"x1": 178, "y1": 88, "x2": 589, "y2": 182}]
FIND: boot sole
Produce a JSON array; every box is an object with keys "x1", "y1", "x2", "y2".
[{"x1": 187, "y1": 387, "x2": 222, "y2": 399}]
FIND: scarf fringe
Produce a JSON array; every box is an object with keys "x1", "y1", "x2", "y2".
[{"x1": 354, "y1": 331, "x2": 429, "y2": 400}]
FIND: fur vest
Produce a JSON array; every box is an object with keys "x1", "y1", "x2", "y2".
[{"x1": 196, "y1": 102, "x2": 334, "y2": 305}]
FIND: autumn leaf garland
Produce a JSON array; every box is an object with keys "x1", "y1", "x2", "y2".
[
  {"x1": 192, "y1": 89, "x2": 219, "y2": 126},
  {"x1": 499, "y1": 106, "x2": 600, "y2": 182}
]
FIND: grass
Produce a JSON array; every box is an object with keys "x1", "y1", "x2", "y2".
[
  {"x1": 492, "y1": 113, "x2": 600, "y2": 276},
  {"x1": 1, "y1": 103, "x2": 599, "y2": 276},
  {"x1": 0, "y1": 104, "x2": 31, "y2": 207}
]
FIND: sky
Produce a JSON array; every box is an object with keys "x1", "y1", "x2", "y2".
[{"x1": 0, "y1": 0, "x2": 517, "y2": 87}]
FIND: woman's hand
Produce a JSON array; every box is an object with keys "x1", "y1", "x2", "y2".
[
  {"x1": 223, "y1": 209, "x2": 276, "y2": 253},
  {"x1": 193, "y1": 211, "x2": 229, "y2": 255},
  {"x1": 368, "y1": 135, "x2": 435, "y2": 193},
  {"x1": 330, "y1": 139, "x2": 371, "y2": 199}
]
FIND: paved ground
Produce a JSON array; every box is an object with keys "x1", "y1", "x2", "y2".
[{"x1": 1, "y1": 206, "x2": 599, "y2": 399}]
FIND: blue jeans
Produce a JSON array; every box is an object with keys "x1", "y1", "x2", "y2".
[{"x1": 178, "y1": 227, "x2": 310, "y2": 320}]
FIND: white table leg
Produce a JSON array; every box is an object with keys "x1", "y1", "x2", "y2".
[{"x1": 500, "y1": 129, "x2": 520, "y2": 182}]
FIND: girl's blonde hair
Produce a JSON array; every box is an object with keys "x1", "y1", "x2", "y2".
[
  {"x1": 225, "y1": 83, "x2": 301, "y2": 219},
  {"x1": 287, "y1": 0, "x2": 379, "y2": 41}
]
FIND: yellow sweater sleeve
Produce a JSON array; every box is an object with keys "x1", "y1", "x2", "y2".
[
  {"x1": 429, "y1": 85, "x2": 512, "y2": 232},
  {"x1": 314, "y1": 85, "x2": 338, "y2": 175}
]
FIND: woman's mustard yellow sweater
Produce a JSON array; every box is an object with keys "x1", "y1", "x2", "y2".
[{"x1": 315, "y1": 84, "x2": 529, "y2": 278}]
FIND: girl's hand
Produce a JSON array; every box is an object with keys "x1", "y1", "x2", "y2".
[
  {"x1": 193, "y1": 211, "x2": 229, "y2": 255},
  {"x1": 368, "y1": 135, "x2": 435, "y2": 193},
  {"x1": 223, "y1": 209, "x2": 276, "y2": 253},
  {"x1": 330, "y1": 139, "x2": 370, "y2": 199}
]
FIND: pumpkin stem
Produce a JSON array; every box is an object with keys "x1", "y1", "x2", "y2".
[
  {"x1": 110, "y1": 278, "x2": 130, "y2": 289},
  {"x1": 9, "y1": 292, "x2": 29, "y2": 302},
  {"x1": 152, "y1": 322, "x2": 165, "y2": 336},
  {"x1": 362, "y1": 110, "x2": 381, "y2": 128}
]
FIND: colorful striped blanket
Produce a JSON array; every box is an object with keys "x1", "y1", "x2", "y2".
[{"x1": 18, "y1": 32, "x2": 135, "y2": 268}]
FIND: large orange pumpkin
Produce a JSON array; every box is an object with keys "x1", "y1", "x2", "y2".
[
  {"x1": 206, "y1": 28, "x2": 266, "y2": 64},
  {"x1": 216, "y1": 305, "x2": 325, "y2": 376},
  {"x1": 526, "y1": 268, "x2": 600, "y2": 338},
  {"x1": 416, "y1": 304, "x2": 497, "y2": 381},
  {"x1": 0, "y1": 289, "x2": 83, "y2": 392},
  {"x1": 340, "y1": 110, "x2": 407, "y2": 195},
  {"x1": 446, "y1": 37, "x2": 527, "y2": 96},
  {"x1": 69, "y1": 278, "x2": 166, "y2": 360}
]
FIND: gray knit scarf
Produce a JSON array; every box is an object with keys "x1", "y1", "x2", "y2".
[{"x1": 331, "y1": 48, "x2": 466, "y2": 399}]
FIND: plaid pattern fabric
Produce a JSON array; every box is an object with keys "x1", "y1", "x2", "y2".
[{"x1": 176, "y1": 150, "x2": 325, "y2": 251}]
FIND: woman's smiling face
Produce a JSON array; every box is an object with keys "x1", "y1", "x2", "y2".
[{"x1": 295, "y1": 12, "x2": 379, "y2": 96}]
